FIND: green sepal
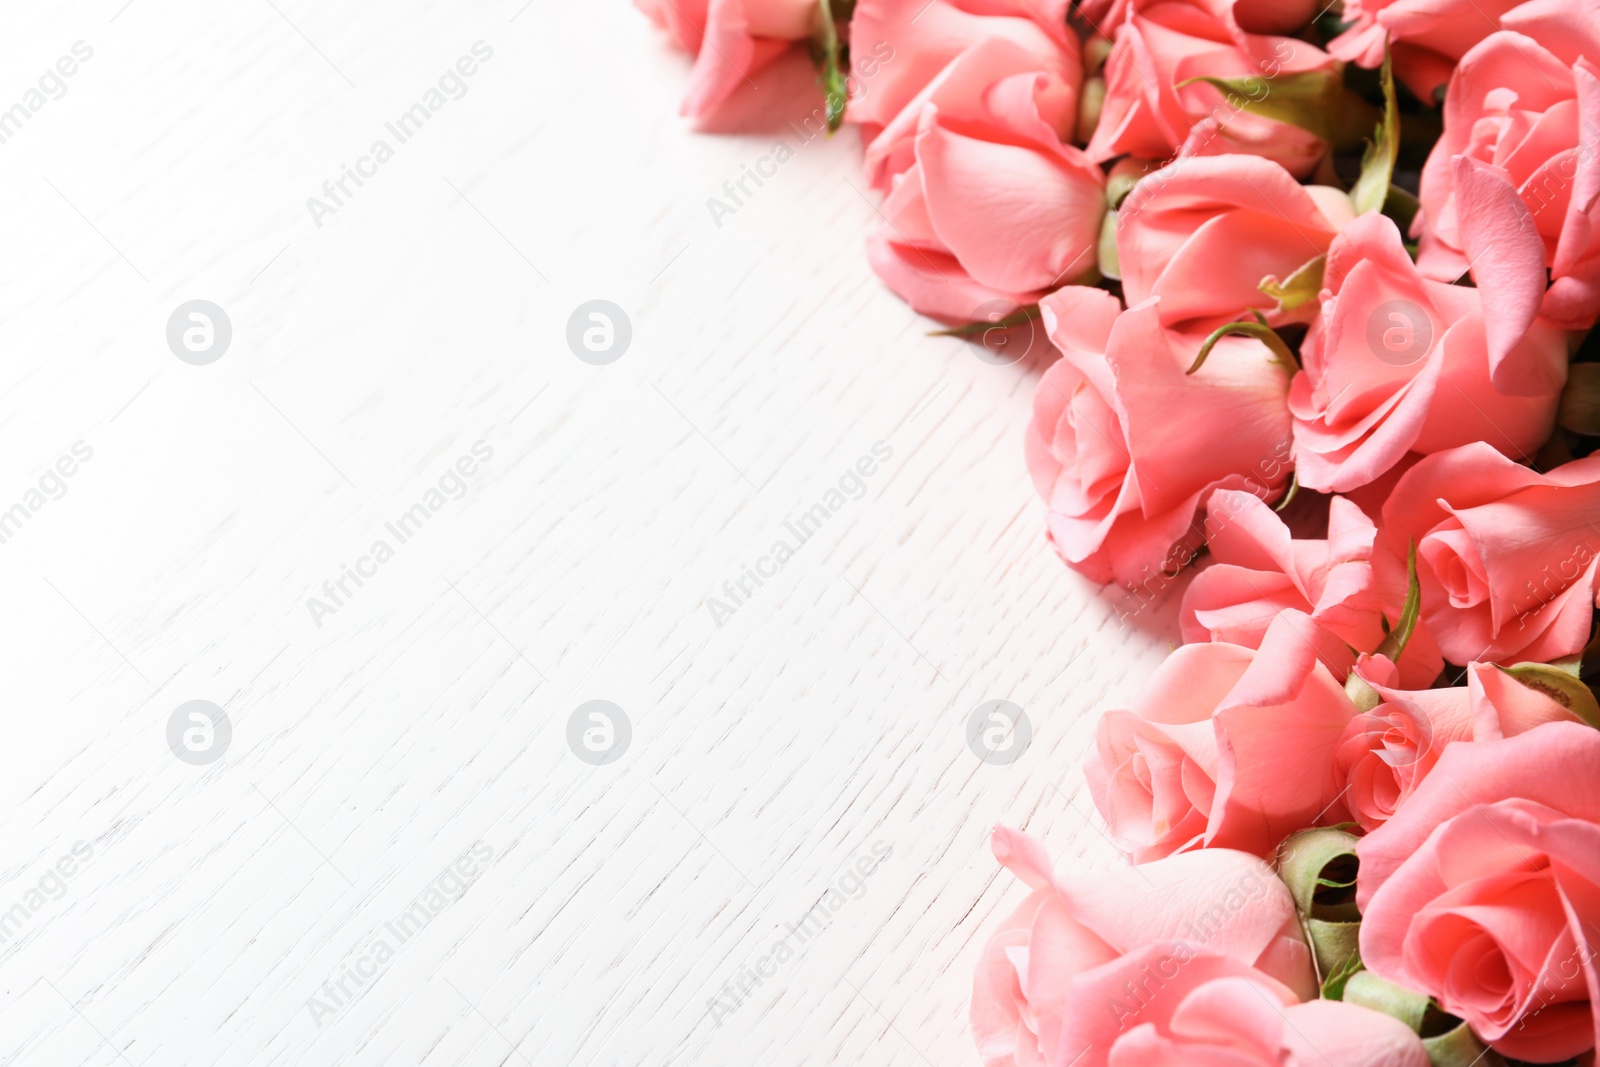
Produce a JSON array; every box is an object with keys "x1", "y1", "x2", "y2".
[
  {"x1": 1373, "y1": 538, "x2": 1419, "y2": 664},
  {"x1": 928, "y1": 304, "x2": 1040, "y2": 338},
  {"x1": 1422, "y1": 1021, "x2": 1508, "y2": 1067},
  {"x1": 812, "y1": 0, "x2": 848, "y2": 133},
  {"x1": 1259, "y1": 255, "x2": 1324, "y2": 313},
  {"x1": 1276, "y1": 828, "x2": 1362, "y2": 983},
  {"x1": 1274, "y1": 473, "x2": 1300, "y2": 514},
  {"x1": 1188, "y1": 320, "x2": 1298, "y2": 377},
  {"x1": 1345, "y1": 672, "x2": 1382, "y2": 713},
  {"x1": 1498, "y1": 661, "x2": 1600, "y2": 728},
  {"x1": 1344, "y1": 971, "x2": 1430, "y2": 1033},
  {"x1": 1177, "y1": 70, "x2": 1344, "y2": 142},
  {"x1": 1320, "y1": 950, "x2": 1364, "y2": 1000},
  {"x1": 1351, "y1": 47, "x2": 1400, "y2": 216},
  {"x1": 1097, "y1": 210, "x2": 1120, "y2": 280}
]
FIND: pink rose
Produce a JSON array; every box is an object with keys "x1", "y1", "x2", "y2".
[
  {"x1": 1358, "y1": 721, "x2": 1600, "y2": 1062},
  {"x1": 1288, "y1": 212, "x2": 1567, "y2": 493},
  {"x1": 1179, "y1": 490, "x2": 1444, "y2": 687},
  {"x1": 1415, "y1": 19, "x2": 1600, "y2": 330},
  {"x1": 866, "y1": 39, "x2": 1104, "y2": 320},
  {"x1": 1084, "y1": 610, "x2": 1358, "y2": 861},
  {"x1": 1103, "y1": 978, "x2": 1428, "y2": 1066},
  {"x1": 637, "y1": 0, "x2": 817, "y2": 118},
  {"x1": 1026, "y1": 288, "x2": 1292, "y2": 585},
  {"x1": 1328, "y1": 0, "x2": 1523, "y2": 101},
  {"x1": 972, "y1": 827, "x2": 1316, "y2": 1067},
  {"x1": 1335, "y1": 659, "x2": 1580, "y2": 831},
  {"x1": 847, "y1": 0, "x2": 1078, "y2": 132},
  {"x1": 1381, "y1": 442, "x2": 1600, "y2": 665},
  {"x1": 1086, "y1": 1, "x2": 1337, "y2": 177},
  {"x1": 1117, "y1": 154, "x2": 1354, "y2": 329}
]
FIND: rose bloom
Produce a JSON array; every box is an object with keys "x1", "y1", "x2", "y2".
[
  {"x1": 1179, "y1": 489, "x2": 1444, "y2": 687},
  {"x1": 1359, "y1": 721, "x2": 1600, "y2": 1062},
  {"x1": 1328, "y1": 0, "x2": 1523, "y2": 101},
  {"x1": 1288, "y1": 211, "x2": 1566, "y2": 494},
  {"x1": 1335, "y1": 658, "x2": 1580, "y2": 831},
  {"x1": 1102, "y1": 979, "x2": 1428, "y2": 1066},
  {"x1": 1117, "y1": 154, "x2": 1354, "y2": 330},
  {"x1": 1086, "y1": 0, "x2": 1338, "y2": 177},
  {"x1": 866, "y1": 39, "x2": 1103, "y2": 321},
  {"x1": 847, "y1": 0, "x2": 1079, "y2": 133},
  {"x1": 974, "y1": 827, "x2": 1425, "y2": 1067},
  {"x1": 1084, "y1": 610, "x2": 1358, "y2": 861},
  {"x1": 1026, "y1": 288, "x2": 1291, "y2": 586},
  {"x1": 972, "y1": 827, "x2": 1319, "y2": 1067},
  {"x1": 1381, "y1": 442, "x2": 1600, "y2": 665},
  {"x1": 635, "y1": 0, "x2": 817, "y2": 118},
  {"x1": 1416, "y1": 19, "x2": 1600, "y2": 331}
]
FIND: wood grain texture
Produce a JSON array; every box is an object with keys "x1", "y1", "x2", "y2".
[{"x1": 0, "y1": 2, "x2": 1184, "y2": 1063}]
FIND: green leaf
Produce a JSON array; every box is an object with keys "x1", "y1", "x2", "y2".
[
  {"x1": 1177, "y1": 70, "x2": 1344, "y2": 142},
  {"x1": 1373, "y1": 537, "x2": 1419, "y2": 664},
  {"x1": 1351, "y1": 46, "x2": 1400, "y2": 215},
  {"x1": 1320, "y1": 951, "x2": 1364, "y2": 1001},
  {"x1": 928, "y1": 304, "x2": 1040, "y2": 338},
  {"x1": 1499, "y1": 662, "x2": 1600, "y2": 729},
  {"x1": 1187, "y1": 320, "x2": 1298, "y2": 377},
  {"x1": 1259, "y1": 255, "x2": 1325, "y2": 313},
  {"x1": 812, "y1": 0, "x2": 848, "y2": 133}
]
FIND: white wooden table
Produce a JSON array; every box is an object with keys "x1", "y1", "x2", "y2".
[{"x1": 0, "y1": 3, "x2": 1179, "y2": 1063}]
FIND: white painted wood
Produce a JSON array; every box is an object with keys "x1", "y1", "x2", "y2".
[{"x1": 0, "y1": 3, "x2": 1181, "y2": 1063}]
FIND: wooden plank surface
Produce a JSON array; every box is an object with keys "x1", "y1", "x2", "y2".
[{"x1": 0, "y1": 3, "x2": 1179, "y2": 1063}]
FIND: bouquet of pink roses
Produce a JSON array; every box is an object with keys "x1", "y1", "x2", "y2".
[{"x1": 640, "y1": 0, "x2": 1600, "y2": 1062}]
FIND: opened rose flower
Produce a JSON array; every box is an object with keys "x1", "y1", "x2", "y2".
[
  {"x1": 1086, "y1": 0, "x2": 1337, "y2": 176},
  {"x1": 635, "y1": 0, "x2": 819, "y2": 118},
  {"x1": 1380, "y1": 441, "x2": 1600, "y2": 665},
  {"x1": 864, "y1": 38, "x2": 1103, "y2": 320},
  {"x1": 1288, "y1": 211, "x2": 1566, "y2": 493},
  {"x1": 1116, "y1": 153, "x2": 1353, "y2": 330},
  {"x1": 1179, "y1": 489, "x2": 1443, "y2": 686},
  {"x1": 1084, "y1": 610, "x2": 1357, "y2": 861},
  {"x1": 1415, "y1": 16, "x2": 1600, "y2": 331},
  {"x1": 1335, "y1": 659, "x2": 1581, "y2": 831},
  {"x1": 1328, "y1": 0, "x2": 1523, "y2": 100},
  {"x1": 972, "y1": 827, "x2": 1316, "y2": 1067},
  {"x1": 847, "y1": 0, "x2": 1080, "y2": 133},
  {"x1": 1026, "y1": 287, "x2": 1291, "y2": 585},
  {"x1": 1359, "y1": 721, "x2": 1600, "y2": 1062}
]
